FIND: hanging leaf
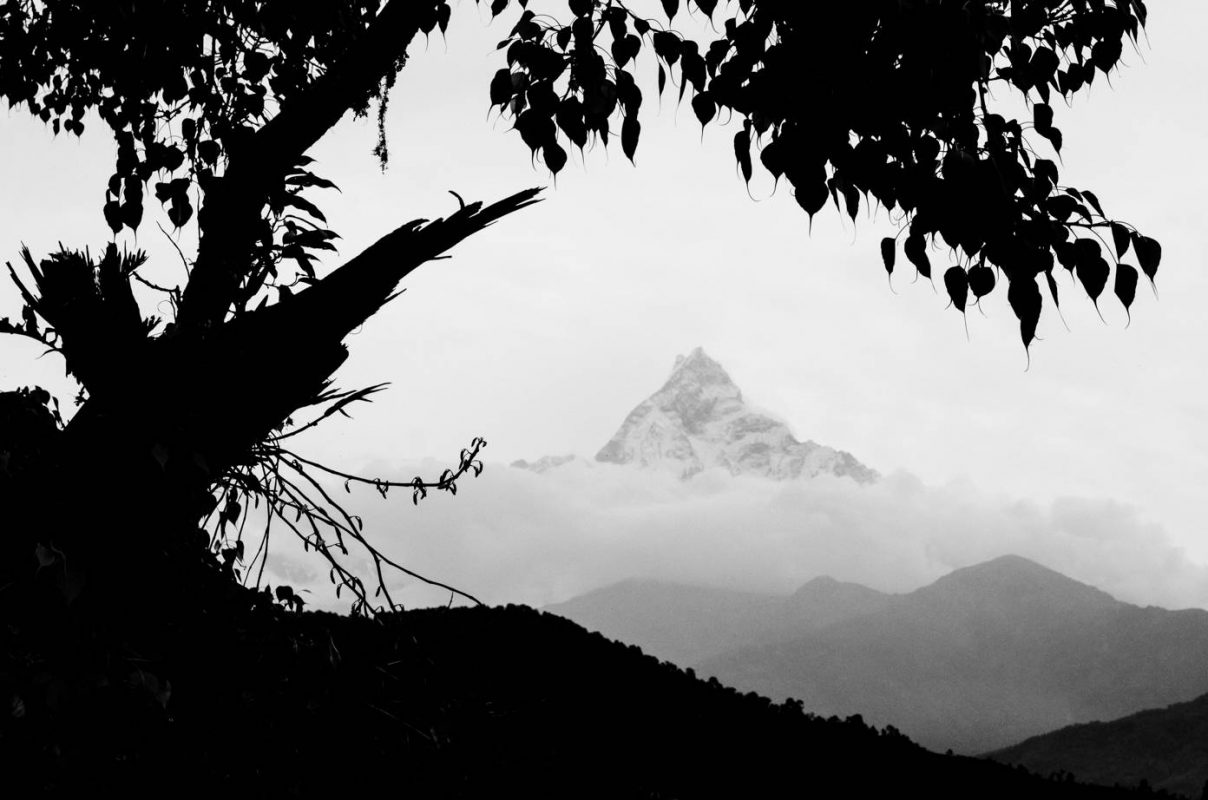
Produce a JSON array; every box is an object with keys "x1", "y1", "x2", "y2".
[
  {"x1": 1033, "y1": 102, "x2": 1054, "y2": 134},
  {"x1": 1076, "y1": 251, "x2": 1110, "y2": 307},
  {"x1": 1110, "y1": 222, "x2": 1130, "y2": 258},
  {"x1": 1045, "y1": 270, "x2": 1060, "y2": 308},
  {"x1": 621, "y1": 115, "x2": 640, "y2": 163},
  {"x1": 1132, "y1": 234, "x2": 1161, "y2": 283},
  {"x1": 969, "y1": 265, "x2": 996, "y2": 299},
  {"x1": 1115, "y1": 263, "x2": 1138, "y2": 317},
  {"x1": 543, "y1": 141, "x2": 567, "y2": 175},
  {"x1": 943, "y1": 266, "x2": 968, "y2": 313},
  {"x1": 733, "y1": 128, "x2": 752, "y2": 185},
  {"x1": 1008, "y1": 275, "x2": 1042, "y2": 349},
  {"x1": 691, "y1": 92, "x2": 716, "y2": 127},
  {"x1": 489, "y1": 68, "x2": 513, "y2": 106},
  {"x1": 794, "y1": 178, "x2": 828, "y2": 218},
  {"x1": 904, "y1": 234, "x2": 931, "y2": 279},
  {"x1": 661, "y1": 0, "x2": 679, "y2": 20},
  {"x1": 556, "y1": 97, "x2": 587, "y2": 148},
  {"x1": 1082, "y1": 190, "x2": 1104, "y2": 217},
  {"x1": 880, "y1": 237, "x2": 895, "y2": 276},
  {"x1": 103, "y1": 200, "x2": 123, "y2": 234}
]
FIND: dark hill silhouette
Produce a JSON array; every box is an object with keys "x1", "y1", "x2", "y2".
[
  {"x1": 546, "y1": 574, "x2": 892, "y2": 665},
  {"x1": 0, "y1": 600, "x2": 1176, "y2": 798},
  {"x1": 988, "y1": 692, "x2": 1208, "y2": 799}
]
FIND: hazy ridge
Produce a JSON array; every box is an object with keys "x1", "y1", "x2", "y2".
[{"x1": 550, "y1": 555, "x2": 1208, "y2": 756}]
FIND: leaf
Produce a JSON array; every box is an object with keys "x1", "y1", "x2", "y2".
[
  {"x1": 556, "y1": 97, "x2": 587, "y2": 148},
  {"x1": 103, "y1": 200, "x2": 123, "y2": 234},
  {"x1": 1110, "y1": 222, "x2": 1130, "y2": 258},
  {"x1": 839, "y1": 181, "x2": 859, "y2": 222},
  {"x1": 734, "y1": 129, "x2": 752, "y2": 185},
  {"x1": 1046, "y1": 127, "x2": 1063, "y2": 154},
  {"x1": 621, "y1": 115, "x2": 640, "y2": 163},
  {"x1": 969, "y1": 265, "x2": 995, "y2": 299},
  {"x1": 691, "y1": 92, "x2": 715, "y2": 127},
  {"x1": 1082, "y1": 190, "x2": 1104, "y2": 218},
  {"x1": 490, "y1": 68, "x2": 513, "y2": 106},
  {"x1": 543, "y1": 141, "x2": 567, "y2": 175},
  {"x1": 1007, "y1": 275, "x2": 1042, "y2": 349},
  {"x1": 167, "y1": 195, "x2": 193, "y2": 228},
  {"x1": 652, "y1": 31, "x2": 682, "y2": 65},
  {"x1": 661, "y1": 0, "x2": 679, "y2": 20},
  {"x1": 1033, "y1": 103, "x2": 1054, "y2": 134},
  {"x1": 283, "y1": 194, "x2": 327, "y2": 223},
  {"x1": 904, "y1": 234, "x2": 931, "y2": 279},
  {"x1": 943, "y1": 267, "x2": 968, "y2": 313},
  {"x1": 1115, "y1": 263, "x2": 1138, "y2": 317},
  {"x1": 1132, "y1": 234, "x2": 1161, "y2": 283},
  {"x1": 1076, "y1": 253, "x2": 1110, "y2": 306},
  {"x1": 612, "y1": 34, "x2": 641, "y2": 68},
  {"x1": 794, "y1": 179, "x2": 828, "y2": 218},
  {"x1": 514, "y1": 109, "x2": 554, "y2": 153},
  {"x1": 1045, "y1": 270, "x2": 1060, "y2": 308},
  {"x1": 880, "y1": 237, "x2": 895, "y2": 276}
]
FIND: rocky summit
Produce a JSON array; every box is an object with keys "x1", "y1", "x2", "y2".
[{"x1": 593, "y1": 348, "x2": 877, "y2": 482}]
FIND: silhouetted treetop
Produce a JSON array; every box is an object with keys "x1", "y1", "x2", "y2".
[
  {"x1": 0, "y1": 1, "x2": 464, "y2": 331},
  {"x1": 0, "y1": 0, "x2": 1163, "y2": 618},
  {"x1": 1, "y1": 1, "x2": 1160, "y2": 349},
  {"x1": 487, "y1": 0, "x2": 1159, "y2": 348}
]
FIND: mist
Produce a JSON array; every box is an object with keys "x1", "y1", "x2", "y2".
[{"x1": 263, "y1": 458, "x2": 1208, "y2": 613}]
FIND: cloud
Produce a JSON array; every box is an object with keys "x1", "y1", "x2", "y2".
[{"x1": 261, "y1": 459, "x2": 1208, "y2": 613}]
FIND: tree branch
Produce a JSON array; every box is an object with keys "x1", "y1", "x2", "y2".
[
  {"x1": 177, "y1": 0, "x2": 446, "y2": 332},
  {"x1": 229, "y1": 188, "x2": 544, "y2": 353}
]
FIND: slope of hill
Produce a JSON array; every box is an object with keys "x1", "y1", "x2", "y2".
[
  {"x1": 545, "y1": 578, "x2": 785, "y2": 664},
  {"x1": 988, "y1": 692, "x2": 1208, "y2": 799},
  {"x1": 2, "y1": 600, "x2": 1178, "y2": 798},
  {"x1": 546, "y1": 574, "x2": 892, "y2": 665},
  {"x1": 694, "y1": 555, "x2": 1208, "y2": 755}
]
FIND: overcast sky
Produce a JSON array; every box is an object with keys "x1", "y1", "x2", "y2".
[{"x1": 2, "y1": 1, "x2": 1206, "y2": 609}]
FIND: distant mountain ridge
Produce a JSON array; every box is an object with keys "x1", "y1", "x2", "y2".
[
  {"x1": 988, "y1": 692, "x2": 1208, "y2": 798},
  {"x1": 546, "y1": 576, "x2": 892, "y2": 666},
  {"x1": 549, "y1": 555, "x2": 1208, "y2": 757},
  {"x1": 515, "y1": 347, "x2": 877, "y2": 482}
]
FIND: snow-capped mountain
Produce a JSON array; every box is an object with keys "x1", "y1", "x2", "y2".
[
  {"x1": 513, "y1": 348, "x2": 876, "y2": 483},
  {"x1": 592, "y1": 348, "x2": 877, "y2": 482}
]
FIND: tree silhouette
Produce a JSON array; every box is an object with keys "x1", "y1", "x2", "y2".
[{"x1": 0, "y1": 0, "x2": 1157, "y2": 630}]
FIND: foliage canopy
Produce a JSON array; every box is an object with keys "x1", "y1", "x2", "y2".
[{"x1": 0, "y1": 0, "x2": 1160, "y2": 614}]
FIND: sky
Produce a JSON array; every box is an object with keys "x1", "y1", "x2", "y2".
[{"x1": 2, "y1": 1, "x2": 1207, "y2": 610}]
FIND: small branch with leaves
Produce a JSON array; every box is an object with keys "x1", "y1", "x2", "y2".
[{"x1": 203, "y1": 424, "x2": 488, "y2": 617}]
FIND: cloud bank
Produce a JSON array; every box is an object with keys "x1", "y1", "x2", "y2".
[{"x1": 262, "y1": 459, "x2": 1208, "y2": 613}]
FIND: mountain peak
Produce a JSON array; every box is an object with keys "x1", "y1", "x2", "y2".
[
  {"x1": 670, "y1": 346, "x2": 727, "y2": 377},
  {"x1": 594, "y1": 348, "x2": 877, "y2": 483},
  {"x1": 911, "y1": 555, "x2": 1120, "y2": 614}
]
